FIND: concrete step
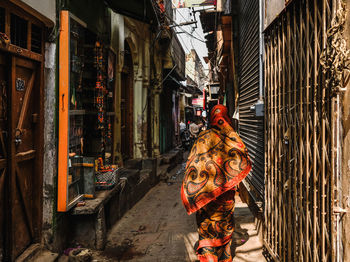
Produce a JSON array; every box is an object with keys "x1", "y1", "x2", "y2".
[
  {"x1": 16, "y1": 244, "x2": 41, "y2": 262},
  {"x1": 118, "y1": 168, "x2": 140, "y2": 186},
  {"x1": 30, "y1": 250, "x2": 59, "y2": 262},
  {"x1": 157, "y1": 164, "x2": 170, "y2": 181},
  {"x1": 17, "y1": 246, "x2": 59, "y2": 262},
  {"x1": 160, "y1": 149, "x2": 183, "y2": 166},
  {"x1": 124, "y1": 158, "x2": 143, "y2": 170},
  {"x1": 139, "y1": 169, "x2": 152, "y2": 183},
  {"x1": 142, "y1": 158, "x2": 157, "y2": 170},
  {"x1": 161, "y1": 152, "x2": 178, "y2": 165}
]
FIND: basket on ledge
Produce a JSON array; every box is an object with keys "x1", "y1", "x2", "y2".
[{"x1": 95, "y1": 168, "x2": 118, "y2": 190}]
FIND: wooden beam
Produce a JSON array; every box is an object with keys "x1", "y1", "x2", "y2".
[{"x1": 16, "y1": 71, "x2": 35, "y2": 133}]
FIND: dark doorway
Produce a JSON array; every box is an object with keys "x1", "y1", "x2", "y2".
[
  {"x1": 121, "y1": 41, "x2": 134, "y2": 161},
  {"x1": 159, "y1": 85, "x2": 173, "y2": 154}
]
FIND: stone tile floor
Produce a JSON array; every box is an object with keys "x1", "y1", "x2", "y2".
[{"x1": 60, "y1": 161, "x2": 266, "y2": 262}]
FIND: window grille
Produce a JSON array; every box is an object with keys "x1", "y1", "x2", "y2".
[
  {"x1": 31, "y1": 24, "x2": 42, "y2": 53},
  {"x1": 0, "y1": 8, "x2": 4, "y2": 33},
  {"x1": 10, "y1": 13, "x2": 28, "y2": 49}
]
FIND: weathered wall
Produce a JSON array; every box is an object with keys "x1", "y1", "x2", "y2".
[
  {"x1": 124, "y1": 17, "x2": 147, "y2": 159},
  {"x1": 21, "y1": 0, "x2": 56, "y2": 23},
  {"x1": 342, "y1": 1, "x2": 350, "y2": 260},
  {"x1": 152, "y1": 46, "x2": 164, "y2": 157},
  {"x1": 264, "y1": 0, "x2": 285, "y2": 29},
  {"x1": 42, "y1": 42, "x2": 57, "y2": 249},
  {"x1": 110, "y1": 13, "x2": 151, "y2": 160},
  {"x1": 111, "y1": 12, "x2": 124, "y2": 165}
]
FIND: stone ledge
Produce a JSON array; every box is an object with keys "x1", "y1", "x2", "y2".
[
  {"x1": 71, "y1": 168, "x2": 141, "y2": 215},
  {"x1": 15, "y1": 244, "x2": 41, "y2": 262},
  {"x1": 68, "y1": 166, "x2": 156, "y2": 250},
  {"x1": 119, "y1": 168, "x2": 140, "y2": 186},
  {"x1": 124, "y1": 158, "x2": 143, "y2": 170},
  {"x1": 71, "y1": 186, "x2": 119, "y2": 215}
]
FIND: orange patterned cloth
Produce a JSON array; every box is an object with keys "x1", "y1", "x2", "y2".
[
  {"x1": 196, "y1": 190, "x2": 236, "y2": 261},
  {"x1": 181, "y1": 105, "x2": 251, "y2": 261},
  {"x1": 181, "y1": 105, "x2": 251, "y2": 215}
]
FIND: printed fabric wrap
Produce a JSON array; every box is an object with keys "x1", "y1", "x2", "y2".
[
  {"x1": 196, "y1": 189, "x2": 236, "y2": 261},
  {"x1": 181, "y1": 105, "x2": 252, "y2": 215}
]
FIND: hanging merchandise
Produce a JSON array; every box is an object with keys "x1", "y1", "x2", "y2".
[
  {"x1": 94, "y1": 40, "x2": 113, "y2": 173},
  {"x1": 71, "y1": 86, "x2": 77, "y2": 109},
  {"x1": 107, "y1": 121, "x2": 112, "y2": 140},
  {"x1": 94, "y1": 41, "x2": 106, "y2": 130}
]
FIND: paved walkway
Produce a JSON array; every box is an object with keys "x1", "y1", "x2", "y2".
[{"x1": 91, "y1": 163, "x2": 266, "y2": 261}]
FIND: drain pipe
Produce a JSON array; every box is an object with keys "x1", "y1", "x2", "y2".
[{"x1": 259, "y1": 0, "x2": 264, "y2": 100}]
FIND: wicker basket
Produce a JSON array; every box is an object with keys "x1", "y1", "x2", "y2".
[{"x1": 95, "y1": 169, "x2": 118, "y2": 190}]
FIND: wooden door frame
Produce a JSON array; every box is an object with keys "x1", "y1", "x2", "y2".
[
  {"x1": 6, "y1": 48, "x2": 44, "y2": 262},
  {"x1": 0, "y1": 2, "x2": 45, "y2": 259}
]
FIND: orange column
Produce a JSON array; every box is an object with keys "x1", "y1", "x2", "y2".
[{"x1": 57, "y1": 10, "x2": 69, "y2": 212}]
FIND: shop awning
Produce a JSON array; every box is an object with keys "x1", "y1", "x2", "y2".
[{"x1": 105, "y1": 0, "x2": 155, "y2": 23}]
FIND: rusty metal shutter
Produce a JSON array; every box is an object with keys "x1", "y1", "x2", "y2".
[{"x1": 237, "y1": 0, "x2": 264, "y2": 203}]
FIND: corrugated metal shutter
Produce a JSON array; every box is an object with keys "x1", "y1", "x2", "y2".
[{"x1": 238, "y1": 0, "x2": 264, "y2": 202}]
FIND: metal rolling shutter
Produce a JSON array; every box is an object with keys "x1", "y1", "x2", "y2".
[{"x1": 238, "y1": 0, "x2": 264, "y2": 203}]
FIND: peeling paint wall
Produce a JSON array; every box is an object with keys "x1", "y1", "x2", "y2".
[
  {"x1": 111, "y1": 12, "x2": 124, "y2": 164},
  {"x1": 42, "y1": 42, "x2": 57, "y2": 249},
  {"x1": 152, "y1": 51, "x2": 164, "y2": 157},
  {"x1": 43, "y1": 30, "x2": 72, "y2": 254}
]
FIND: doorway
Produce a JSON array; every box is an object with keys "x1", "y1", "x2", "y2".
[
  {"x1": 121, "y1": 41, "x2": 134, "y2": 161},
  {"x1": 0, "y1": 51, "x2": 43, "y2": 261},
  {"x1": 0, "y1": 3, "x2": 44, "y2": 260}
]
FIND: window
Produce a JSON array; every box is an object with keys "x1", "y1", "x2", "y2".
[
  {"x1": 0, "y1": 8, "x2": 5, "y2": 33},
  {"x1": 31, "y1": 24, "x2": 42, "y2": 53},
  {"x1": 10, "y1": 13, "x2": 28, "y2": 48}
]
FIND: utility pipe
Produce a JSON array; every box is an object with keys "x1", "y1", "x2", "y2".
[{"x1": 259, "y1": 0, "x2": 265, "y2": 100}]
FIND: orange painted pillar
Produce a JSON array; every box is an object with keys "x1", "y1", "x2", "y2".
[{"x1": 57, "y1": 10, "x2": 69, "y2": 212}]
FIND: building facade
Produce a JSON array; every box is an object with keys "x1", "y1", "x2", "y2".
[
  {"x1": 200, "y1": 0, "x2": 350, "y2": 260},
  {"x1": 0, "y1": 0, "x2": 185, "y2": 260}
]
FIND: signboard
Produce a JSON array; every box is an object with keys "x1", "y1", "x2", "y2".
[
  {"x1": 15, "y1": 78, "x2": 25, "y2": 91},
  {"x1": 172, "y1": 0, "x2": 216, "y2": 8},
  {"x1": 192, "y1": 98, "x2": 204, "y2": 107}
]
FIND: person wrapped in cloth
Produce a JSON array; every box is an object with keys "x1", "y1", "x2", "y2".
[{"x1": 181, "y1": 105, "x2": 252, "y2": 262}]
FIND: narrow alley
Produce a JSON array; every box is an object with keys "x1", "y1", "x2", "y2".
[
  {"x1": 83, "y1": 160, "x2": 265, "y2": 262},
  {"x1": 1, "y1": 0, "x2": 350, "y2": 261}
]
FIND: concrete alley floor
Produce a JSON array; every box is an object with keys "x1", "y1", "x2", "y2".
[{"x1": 90, "y1": 162, "x2": 266, "y2": 262}]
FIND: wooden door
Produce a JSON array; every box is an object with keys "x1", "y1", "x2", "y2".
[
  {"x1": 121, "y1": 70, "x2": 133, "y2": 160},
  {"x1": 10, "y1": 55, "x2": 42, "y2": 259},
  {"x1": 120, "y1": 41, "x2": 134, "y2": 161},
  {"x1": 0, "y1": 52, "x2": 43, "y2": 260}
]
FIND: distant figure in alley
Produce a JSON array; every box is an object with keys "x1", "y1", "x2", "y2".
[{"x1": 181, "y1": 104, "x2": 252, "y2": 262}]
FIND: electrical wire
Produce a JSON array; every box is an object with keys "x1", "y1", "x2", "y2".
[
  {"x1": 166, "y1": 4, "x2": 206, "y2": 42},
  {"x1": 149, "y1": 0, "x2": 209, "y2": 83}
]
